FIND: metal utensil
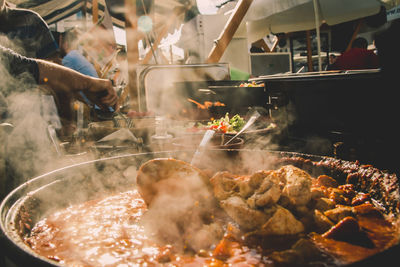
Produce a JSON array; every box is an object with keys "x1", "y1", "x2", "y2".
[
  {"x1": 47, "y1": 125, "x2": 62, "y2": 156},
  {"x1": 190, "y1": 129, "x2": 215, "y2": 165},
  {"x1": 224, "y1": 111, "x2": 260, "y2": 145},
  {"x1": 0, "y1": 123, "x2": 14, "y2": 134}
]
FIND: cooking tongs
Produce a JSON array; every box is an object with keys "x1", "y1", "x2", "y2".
[{"x1": 224, "y1": 111, "x2": 260, "y2": 145}]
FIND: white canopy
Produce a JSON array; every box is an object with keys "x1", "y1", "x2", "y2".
[{"x1": 246, "y1": 0, "x2": 383, "y2": 43}]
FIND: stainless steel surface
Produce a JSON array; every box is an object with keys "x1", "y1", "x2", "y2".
[
  {"x1": 137, "y1": 63, "x2": 230, "y2": 113},
  {"x1": 190, "y1": 130, "x2": 215, "y2": 165}
]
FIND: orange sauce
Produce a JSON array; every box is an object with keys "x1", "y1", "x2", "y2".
[
  {"x1": 24, "y1": 189, "x2": 399, "y2": 266},
  {"x1": 25, "y1": 190, "x2": 263, "y2": 266}
]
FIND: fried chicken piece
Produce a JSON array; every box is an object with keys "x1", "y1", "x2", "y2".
[
  {"x1": 313, "y1": 209, "x2": 335, "y2": 233},
  {"x1": 220, "y1": 196, "x2": 270, "y2": 230},
  {"x1": 210, "y1": 171, "x2": 240, "y2": 200},
  {"x1": 315, "y1": 175, "x2": 338, "y2": 188},
  {"x1": 247, "y1": 178, "x2": 281, "y2": 208},
  {"x1": 280, "y1": 165, "x2": 313, "y2": 206},
  {"x1": 258, "y1": 205, "x2": 304, "y2": 235},
  {"x1": 324, "y1": 205, "x2": 355, "y2": 223},
  {"x1": 314, "y1": 197, "x2": 336, "y2": 212}
]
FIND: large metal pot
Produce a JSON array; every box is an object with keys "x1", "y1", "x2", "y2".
[{"x1": 1, "y1": 149, "x2": 399, "y2": 266}]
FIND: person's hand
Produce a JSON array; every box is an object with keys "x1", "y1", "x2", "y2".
[
  {"x1": 83, "y1": 78, "x2": 119, "y2": 111},
  {"x1": 35, "y1": 59, "x2": 119, "y2": 111}
]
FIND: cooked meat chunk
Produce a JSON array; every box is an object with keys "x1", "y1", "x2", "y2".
[
  {"x1": 352, "y1": 203, "x2": 384, "y2": 218},
  {"x1": 324, "y1": 206, "x2": 355, "y2": 223},
  {"x1": 238, "y1": 176, "x2": 253, "y2": 198},
  {"x1": 338, "y1": 184, "x2": 357, "y2": 199},
  {"x1": 280, "y1": 165, "x2": 313, "y2": 206},
  {"x1": 269, "y1": 249, "x2": 303, "y2": 265},
  {"x1": 248, "y1": 170, "x2": 273, "y2": 188},
  {"x1": 210, "y1": 171, "x2": 240, "y2": 200},
  {"x1": 314, "y1": 197, "x2": 336, "y2": 212},
  {"x1": 247, "y1": 178, "x2": 281, "y2": 208},
  {"x1": 322, "y1": 216, "x2": 360, "y2": 240},
  {"x1": 313, "y1": 209, "x2": 335, "y2": 233},
  {"x1": 328, "y1": 188, "x2": 351, "y2": 205},
  {"x1": 311, "y1": 187, "x2": 326, "y2": 199},
  {"x1": 259, "y1": 205, "x2": 304, "y2": 235},
  {"x1": 269, "y1": 238, "x2": 323, "y2": 265},
  {"x1": 351, "y1": 192, "x2": 371, "y2": 206},
  {"x1": 220, "y1": 196, "x2": 270, "y2": 230},
  {"x1": 321, "y1": 216, "x2": 374, "y2": 248},
  {"x1": 316, "y1": 175, "x2": 338, "y2": 188},
  {"x1": 292, "y1": 238, "x2": 324, "y2": 262}
]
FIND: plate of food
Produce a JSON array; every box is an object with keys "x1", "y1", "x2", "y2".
[{"x1": 184, "y1": 113, "x2": 278, "y2": 137}]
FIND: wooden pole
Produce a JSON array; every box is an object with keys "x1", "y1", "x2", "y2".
[
  {"x1": 124, "y1": 0, "x2": 140, "y2": 111},
  {"x1": 169, "y1": 45, "x2": 173, "y2": 63},
  {"x1": 82, "y1": 1, "x2": 88, "y2": 30},
  {"x1": 206, "y1": 0, "x2": 253, "y2": 63},
  {"x1": 345, "y1": 19, "x2": 363, "y2": 52},
  {"x1": 92, "y1": 0, "x2": 98, "y2": 24},
  {"x1": 306, "y1": 30, "x2": 314, "y2": 72}
]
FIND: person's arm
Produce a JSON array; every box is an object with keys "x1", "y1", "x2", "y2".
[
  {"x1": 1, "y1": 45, "x2": 39, "y2": 80},
  {"x1": 36, "y1": 59, "x2": 118, "y2": 109},
  {"x1": 1, "y1": 45, "x2": 117, "y2": 109}
]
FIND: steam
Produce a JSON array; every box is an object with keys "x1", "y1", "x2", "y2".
[
  {"x1": 0, "y1": 39, "x2": 60, "y2": 198},
  {"x1": 1, "y1": 3, "x2": 337, "y2": 260},
  {"x1": 138, "y1": 168, "x2": 223, "y2": 252}
]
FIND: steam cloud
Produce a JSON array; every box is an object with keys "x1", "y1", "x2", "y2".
[
  {"x1": 1, "y1": 36, "x2": 60, "y2": 199},
  {"x1": 138, "y1": 167, "x2": 224, "y2": 252}
]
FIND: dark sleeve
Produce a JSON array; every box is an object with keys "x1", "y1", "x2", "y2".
[
  {"x1": 33, "y1": 17, "x2": 59, "y2": 59},
  {"x1": 0, "y1": 45, "x2": 40, "y2": 83},
  {"x1": 31, "y1": 14, "x2": 59, "y2": 59},
  {"x1": 20, "y1": 10, "x2": 59, "y2": 59}
]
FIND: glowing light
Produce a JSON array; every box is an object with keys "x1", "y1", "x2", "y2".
[
  {"x1": 196, "y1": 0, "x2": 219, "y2": 14},
  {"x1": 73, "y1": 102, "x2": 80, "y2": 110},
  {"x1": 138, "y1": 15, "x2": 153, "y2": 33}
]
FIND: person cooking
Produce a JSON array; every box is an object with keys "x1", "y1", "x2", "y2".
[
  {"x1": 0, "y1": 43, "x2": 118, "y2": 192},
  {"x1": 0, "y1": 0, "x2": 118, "y2": 203},
  {"x1": 1, "y1": 44, "x2": 118, "y2": 109}
]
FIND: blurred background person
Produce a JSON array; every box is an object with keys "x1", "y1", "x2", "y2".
[
  {"x1": 60, "y1": 27, "x2": 117, "y2": 122},
  {"x1": 328, "y1": 37, "x2": 379, "y2": 70},
  {"x1": 60, "y1": 27, "x2": 99, "y2": 78}
]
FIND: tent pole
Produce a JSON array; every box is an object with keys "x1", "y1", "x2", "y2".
[
  {"x1": 82, "y1": 1, "x2": 87, "y2": 30},
  {"x1": 312, "y1": 0, "x2": 322, "y2": 71},
  {"x1": 206, "y1": 0, "x2": 253, "y2": 63},
  {"x1": 92, "y1": 0, "x2": 98, "y2": 24},
  {"x1": 345, "y1": 19, "x2": 363, "y2": 52},
  {"x1": 124, "y1": 0, "x2": 140, "y2": 111},
  {"x1": 306, "y1": 30, "x2": 314, "y2": 71}
]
